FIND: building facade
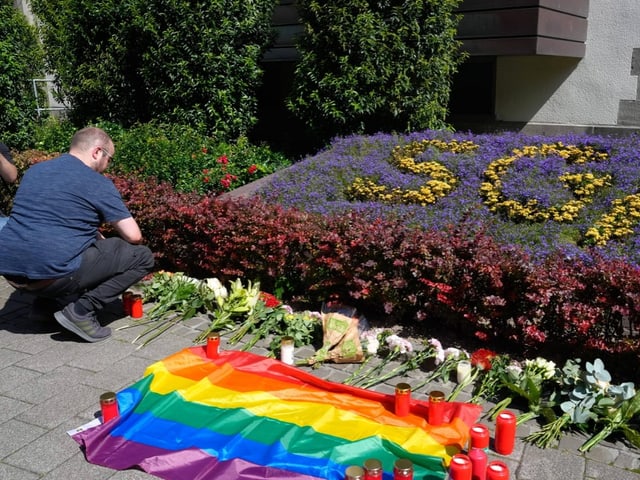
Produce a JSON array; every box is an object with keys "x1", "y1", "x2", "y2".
[{"x1": 269, "y1": 0, "x2": 640, "y2": 137}]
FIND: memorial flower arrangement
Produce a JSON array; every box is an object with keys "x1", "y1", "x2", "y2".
[
  {"x1": 524, "y1": 358, "x2": 640, "y2": 451},
  {"x1": 119, "y1": 271, "x2": 212, "y2": 348}
]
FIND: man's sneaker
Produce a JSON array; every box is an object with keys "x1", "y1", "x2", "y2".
[{"x1": 54, "y1": 304, "x2": 112, "y2": 343}]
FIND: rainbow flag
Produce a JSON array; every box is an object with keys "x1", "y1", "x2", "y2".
[{"x1": 71, "y1": 348, "x2": 482, "y2": 479}]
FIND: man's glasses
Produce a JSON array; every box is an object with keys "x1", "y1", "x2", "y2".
[{"x1": 99, "y1": 147, "x2": 114, "y2": 162}]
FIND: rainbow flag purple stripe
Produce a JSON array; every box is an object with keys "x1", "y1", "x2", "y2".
[{"x1": 72, "y1": 348, "x2": 482, "y2": 479}]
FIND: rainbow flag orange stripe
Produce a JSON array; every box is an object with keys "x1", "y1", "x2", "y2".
[{"x1": 72, "y1": 348, "x2": 481, "y2": 479}]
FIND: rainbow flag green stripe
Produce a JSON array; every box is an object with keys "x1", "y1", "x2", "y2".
[{"x1": 72, "y1": 348, "x2": 482, "y2": 480}]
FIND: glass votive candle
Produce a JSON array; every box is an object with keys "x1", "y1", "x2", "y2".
[
  {"x1": 456, "y1": 360, "x2": 472, "y2": 383},
  {"x1": 122, "y1": 290, "x2": 133, "y2": 316},
  {"x1": 206, "y1": 332, "x2": 220, "y2": 359},
  {"x1": 469, "y1": 423, "x2": 490, "y2": 451},
  {"x1": 345, "y1": 465, "x2": 365, "y2": 480},
  {"x1": 448, "y1": 453, "x2": 471, "y2": 480},
  {"x1": 393, "y1": 458, "x2": 413, "y2": 479},
  {"x1": 363, "y1": 458, "x2": 383, "y2": 480},
  {"x1": 280, "y1": 336, "x2": 295, "y2": 365},
  {"x1": 486, "y1": 461, "x2": 510, "y2": 480},
  {"x1": 100, "y1": 391, "x2": 119, "y2": 423},
  {"x1": 395, "y1": 382, "x2": 411, "y2": 416},
  {"x1": 494, "y1": 410, "x2": 517, "y2": 455},
  {"x1": 428, "y1": 390, "x2": 445, "y2": 425},
  {"x1": 130, "y1": 294, "x2": 144, "y2": 318}
]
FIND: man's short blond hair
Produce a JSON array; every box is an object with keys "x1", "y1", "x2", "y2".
[{"x1": 70, "y1": 127, "x2": 112, "y2": 151}]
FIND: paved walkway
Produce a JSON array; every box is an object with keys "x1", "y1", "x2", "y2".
[{"x1": 0, "y1": 276, "x2": 638, "y2": 479}]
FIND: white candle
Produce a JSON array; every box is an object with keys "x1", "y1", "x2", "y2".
[
  {"x1": 457, "y1": 360, "x2": 472, "y2": 384},
  {"x1": 280, "y1": 336, "x2": 295, "y2": 365}
]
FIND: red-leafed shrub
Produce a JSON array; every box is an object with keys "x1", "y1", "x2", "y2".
[{"x1": 113, "y1": 175, "x2": 640, "y2": 378}]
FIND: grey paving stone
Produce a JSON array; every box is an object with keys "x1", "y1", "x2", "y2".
[
  {"x1": 8, "y1": 365, "x2": 91, "y2": 404},
  {"x1": 40, "y1": 451, "x2": 115, "y2": 480},
  {"x1": 67, "y1": 338, "x2": 139, "y2": 371},
  {"x1": 82, "y1": 355, "x2": 151, "y2": 392},
  {"x1": 614, "y1": 450, "x2": 640, "y2": 470},
  {"x1": 3, "y1": 426, "x2": 78, "y2": 475},
  {"x1": 518, "y1": 448, "x2": 586, "y2": 480},
  {"x1": 17, "y1": 383, "x2": 103, "y2": 430},
  {"x1": 0, "y1": 366, "x2": 42, "y2": 394},
  {"x1": 585, "y1": 459, "x2": 640, "y2": 479},
  {"x1": 0, "y1": 419, "x2": 47, "y2": 458},
  {"x1": 0, "y1": 396, "x2": 33, "y2": 424},
  {"x1": 0, "y1": 463, "x2": 39, "y2": 480},
  {"x1": 1, "y1": 329, "x2": 59, "y2": 355},
  {"x1": 14, "y1": 340, "x2": 89, "y2": 373},
  {"x1": 0, "y1": 348, "x2": 31, "y2": 369}
]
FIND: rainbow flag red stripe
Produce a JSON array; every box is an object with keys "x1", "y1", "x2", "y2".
[{"x1": 72, "y1": 348, "x2": 482, "y2": 479}]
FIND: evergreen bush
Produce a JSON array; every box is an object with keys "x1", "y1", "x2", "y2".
[
  {"x1": 29, "y1": 0, "x2": 277, "y2": 140},
  {"x1": 0, "y1": 1, "x2": 45, "y2": 149},
  {"x1": 288, "y1": 0, "x2": 466, "y2": 143}
]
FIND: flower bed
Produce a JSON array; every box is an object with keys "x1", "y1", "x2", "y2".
[
  {"x1": 258, "y1": 130, "x2": 640, "y2": 266},
  {"x1": 114, "y1": 129, "x2": 640, "y2": 381}
]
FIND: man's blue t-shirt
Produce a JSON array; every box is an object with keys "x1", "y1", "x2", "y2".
[{"x1": 0, "y1": 154, "x2": 132, "y2": 279}]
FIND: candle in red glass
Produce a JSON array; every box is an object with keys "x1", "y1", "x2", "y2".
[
  {"x1": 345, "y1": 465, "x2": 365, "y2": 480},
  {"x1": 130, "y1": 294, "x2": 144, "y2": 318},
  {"x1": 100, "y1": 392, "x2": 119, "y2": 423},
  {"x1": 486, "y1": 461, "x2": 510, "y2": 480},
  {"x1": 470, "y1": 423, "x2": 490, "y2": 451},
  {"x1": 393, "y1": 459, "x2": 413, "y2": 480},
  {"x1": 427, "y1": 390, "x2": 445, "y2": 425},
  {"x1": 468, "y1": 447, "x2": 487, "y2": 480},
  {"x1": 395, "y1": 383, "x2": 411, "y2": 417},
  {"x1": 363, "y1": 458, "x2": 383, "y2": 480},
  {"x1": 206, "y1": 332, "x2": 220, "y2": 359},
  {"x1": 494, "y1": 411, "x2": 516, "y2": 455},
  {"x1": 448, "y1": 454, "x2": 472, "y2": 480},
  {"x1": 122, "y1": 291, "x2": 133, "y2": 316}
]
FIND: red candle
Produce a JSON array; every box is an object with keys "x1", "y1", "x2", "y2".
[
  {"x1": 428, "y1": 390, "x2": 445, "y2": 425},
  {"x1": 470, "y1": 423, "x2": 490, "y2": 450},
  {"x1": 494, "y1": 411, "x2": 517, "y2": 455},
  {"x1": 100, "y1": 392, "x2": 119, "y2": 423},
  {"x1": 448, "y1": 454, "x2": 472, "y2": 480},
  {"x1": 130, "y1": 294, "x2": 144, "y2": 318},
  {"x1": 345, "y1": 465, "x2": 365, "y2": 480},
  {"x1": 468, "y1": 447, "x2": 487, "y2": 480},
  {"x1": 122, "y1": 291, "x2": 133, "y2": 316},
  {"x1": 393, "y1": 459, "x2": 413, "y2": 480},
  {"x1": 206, "y1": 332, "x2": 220, "y2": 359},
  {"x1": 395, "y1": 383, "x2": 411, "y2": 417},
  {"x1": 486, "y1": 461, "x2": 510, "y2": 480},
  {"x1": 363, "y1": 458, "x2": 383, "y2": 480}
]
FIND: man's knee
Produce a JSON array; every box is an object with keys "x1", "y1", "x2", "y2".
[{"x1": 135, "y1": 245, "x2": 155, "y2": 272}]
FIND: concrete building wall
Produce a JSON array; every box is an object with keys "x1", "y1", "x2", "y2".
[{"x1": 495, "y1": 0, "x2": 640, "y2": 129}]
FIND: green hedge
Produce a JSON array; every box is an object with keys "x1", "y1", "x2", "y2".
[
  {"x1": 288, "y1": 0, "x2": 466, "y2": 142},
  {"x1": 0, "y1": 2, "x2": 44, "y2": 149},
  {"x1": 30, "y1": 0, "x2": 277, "y2": 141}
]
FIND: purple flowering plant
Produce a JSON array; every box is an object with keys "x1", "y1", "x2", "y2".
[{"x1": 258, "y1": 130, "x2": 640, "y2": 266}]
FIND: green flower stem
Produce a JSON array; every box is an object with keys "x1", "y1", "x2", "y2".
[
  {"x1": 578, "y1": 423, "x2": 614, "y2": 453},
  {"x1": 525, "y1": 414, "x2": 571, "y2": 448},
  {"x1": 486, "y1": 397, "x2": 512, "y2": 420},
  {"x1": 516, "y1": 410, "x2": 539, "y2": 425},
  {"x1": 448, "y1": 368, "x2": 479, "y2": 402},
  {"x1": 342, "y1": 356, "x2": 374, "y2": 385}
]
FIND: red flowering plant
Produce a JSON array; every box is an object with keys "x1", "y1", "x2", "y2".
[{"x1": 195, "y1": 138, "x2": 290, "y2": 195}]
